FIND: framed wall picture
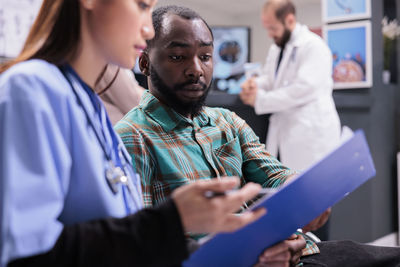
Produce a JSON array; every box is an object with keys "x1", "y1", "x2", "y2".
[
  {"x1": 323, "y1": 21, "x2": 372, "y2": 89},
  {"x1": 322, "y1": 0, "x2": 371, "y2": 23}
]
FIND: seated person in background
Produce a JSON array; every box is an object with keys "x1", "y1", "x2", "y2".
[
  {"x1": 97, "y1": 64, "x2": 145, "y2": 125},
  {"x1": 115, "y1": 5, "x2": 400, "y2": 267}
]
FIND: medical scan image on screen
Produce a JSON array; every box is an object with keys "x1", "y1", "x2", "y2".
[{"x1": 211, "y1": 26, "x2": 250, "y2": 94}]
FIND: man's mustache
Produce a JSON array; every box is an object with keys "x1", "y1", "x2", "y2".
[{"x1": 176, "y1": 80, "x2": 208, "y2": 91}]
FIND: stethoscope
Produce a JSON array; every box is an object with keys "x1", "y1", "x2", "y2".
[{"x1": 59, "y1": 65, "x2": 143, "y2": 213}]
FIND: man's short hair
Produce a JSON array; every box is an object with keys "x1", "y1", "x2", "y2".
[
  {"x1": 264, "y1": 0, "x2": 296, "y2": 23},
  {"x1": 147, "y1": 5, "x2": 214, "y2": 49}
]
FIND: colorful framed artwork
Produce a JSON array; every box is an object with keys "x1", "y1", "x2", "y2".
[
  {"x1": 323, "y1": 21, "x2": 372, "y2": 89},
  {"x1": 322, "y1": 0, "x2": 371, "y2": 23}
]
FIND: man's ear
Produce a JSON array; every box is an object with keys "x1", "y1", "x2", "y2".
[
  {"x1": 285, "y1": 13, "x2": 296, "y2": 29},
  {"x1": 139, "y1": 52, "x2": 150, "y2": 76}
]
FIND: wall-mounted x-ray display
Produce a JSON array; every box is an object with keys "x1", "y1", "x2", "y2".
[{"x1": 211, "y1": 26, "x2": 250, "y2": 94}]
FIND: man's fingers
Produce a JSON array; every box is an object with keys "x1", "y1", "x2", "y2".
[
  {"x1": 291, "y1": 252, "x2": 302, "y2": 266},
  {"x1": 260, "y1": 236, "x2": 306, "y2": 259},
  {"x1": 259, "y1": 240, "x2": 291, "y2": 259},
  {"x1": 288, "y1": 235, "x2": 306, "y2": 253},
  {"x1": 254, "y1": 263, "x2": 289, "y2": 267},
  {"x1": 315, "y1": 208, "x2": 331, "y2": 225},
  {"x1": 259, "y1": 250, "x2": 291, "y2": 263},
  {"x1": 290, "y1": 242, "x2": 304, "y2": 266},
  {"x1": 303, "y1": 208, "x2": 331, "y2": 232},
  {"x1": 319, "y1": 208, "x2": 331, "y2": 224}
]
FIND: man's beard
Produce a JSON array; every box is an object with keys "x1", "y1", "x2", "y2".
[
  {"x1": 149, "y1": 66, "x2": 211, "y2": 117},
  {"x1": 276, "y1": 27, "x2": 291, "y2": 48}
]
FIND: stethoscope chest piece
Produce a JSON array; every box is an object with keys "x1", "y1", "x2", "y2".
[{"x1": 106, "y1": 161, "x2": 128, "y2": 194}]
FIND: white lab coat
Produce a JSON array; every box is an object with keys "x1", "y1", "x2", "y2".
[{"x1": 255, "y1": 24, "x2": 341, "y2": 171}]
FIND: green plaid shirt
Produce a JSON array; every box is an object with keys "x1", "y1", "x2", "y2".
[{"x1": 115, "y1": 91, "x2": 319, "y2": 256}]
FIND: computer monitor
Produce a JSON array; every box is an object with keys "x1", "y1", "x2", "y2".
[{"x1": 210, "y1": 26, "x2": 250, "y2": 94}]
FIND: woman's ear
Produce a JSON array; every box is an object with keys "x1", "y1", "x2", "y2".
[{"x1": 139, "y1": 52, "x2": 150, "y2": 76}]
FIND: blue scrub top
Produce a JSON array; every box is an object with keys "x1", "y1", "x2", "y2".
[{"x1": 0, "y1": 59, "x2": 143, "y2": 266}]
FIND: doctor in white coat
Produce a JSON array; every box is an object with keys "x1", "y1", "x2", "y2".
[{"x1": 240, "y1": 0, "x2": 341, "y2": 171}]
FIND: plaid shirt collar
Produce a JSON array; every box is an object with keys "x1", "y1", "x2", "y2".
[{"x1": 139, "y1": 91, "x2": 215, "y2": 132}]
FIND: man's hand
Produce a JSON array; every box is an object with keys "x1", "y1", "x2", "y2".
[
  {"x1": 240, "y1": 78, "x2": 258, "y2": 107},
  {"x1": 254, "y1": 234, "x2": 306, "y2": 267},
  {"x1": 172, "y1": 177, "x2": 266, "y2": 234},
  {"x1": 302, "y1": 208, "x2": 331, "y2": 233}
]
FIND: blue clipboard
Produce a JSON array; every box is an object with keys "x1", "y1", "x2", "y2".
[{"x1": 183, "y1": 129, "x2": 376, "y2": 267}]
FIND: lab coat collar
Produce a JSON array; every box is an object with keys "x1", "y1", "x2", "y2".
[
  {"x1": 289, "y1": 23, "x2": 309, "y2": 48},
  {"x1": 273, "y1": 23, "x2": 309, "y2": 85}
]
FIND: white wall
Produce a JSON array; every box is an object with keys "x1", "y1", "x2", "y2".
[
  {"x1": 155, "y1": 0, "x2": 322, "y2": 63},
  {"x1": 232, "y1": 10, "x2": 271, "y2": 64},
  {"x1": 155, "y1": 0, "x2": 238, "y2": 25}
]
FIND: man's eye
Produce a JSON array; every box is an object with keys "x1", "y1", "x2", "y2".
[
  {"x1": 138, "y1": 1, "x2": 150, "y2": 10},
  {"x1": 200, "y1": 55, "x2": 212, "y2": 61},
  {"x1": 170, "y1": 55, "x2": 183, "y2": 61}
]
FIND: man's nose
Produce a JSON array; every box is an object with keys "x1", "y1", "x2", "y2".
[{"x1": 185, "y1": 57, "x2": 204, "y2": 79}]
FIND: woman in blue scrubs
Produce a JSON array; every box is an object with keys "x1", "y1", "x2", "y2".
[{"x1": 0, "y1": 1, "x2": 265, "y2": 266}]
